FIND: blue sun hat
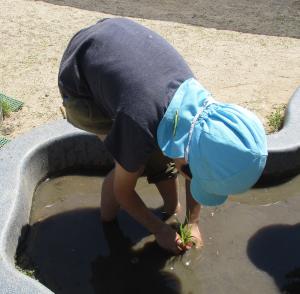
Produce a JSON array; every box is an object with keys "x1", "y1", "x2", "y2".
[{"x1": 157, "y1": 78, "x2": 268, "y2": 206}]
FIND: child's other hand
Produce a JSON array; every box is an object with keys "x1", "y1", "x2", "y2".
[
  {"x1": 187, "y1": 223, "x2": 203, "y2": 249},
  {"x1": 155, "y1": 224, "x2": 183, "y2": 255}
]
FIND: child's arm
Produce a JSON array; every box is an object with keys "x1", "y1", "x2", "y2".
[{"x1": 113, "y1": 162, "x2": 183, "y2": 254}]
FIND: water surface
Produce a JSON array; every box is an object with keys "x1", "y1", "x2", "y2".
[{"x1": 17, "y1": 174, "x2": 300, "y2": 294}]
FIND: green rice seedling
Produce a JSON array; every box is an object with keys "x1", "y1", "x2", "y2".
[
  {"x1": 178, "y1": 222, "x2": 194, "y2": 247},
  {"x1": 175, "y1": 215, "x2": 195, "y2": 248},
  {"x1": 267, "y1": 104, "x2": 286, "y2": 133}
]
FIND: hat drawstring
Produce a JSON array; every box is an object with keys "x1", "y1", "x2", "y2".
[{"x1": 184, "y1": 96, "x2": 216, "y2": 162}]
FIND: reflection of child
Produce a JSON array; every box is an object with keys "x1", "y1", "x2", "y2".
[{"x1": 58, "y1": 18, "x2": 267, "y2": 254}]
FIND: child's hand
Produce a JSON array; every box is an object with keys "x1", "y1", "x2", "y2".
[
  {"x1": 155, "y1": 223, "x2": 184, "y2": 255},
  {"x1": 186, "y1": 223, "x2": 203, "y2": 249},
  {"x1": 174, "y1": 222, "x2": 203, "y2": 251}
]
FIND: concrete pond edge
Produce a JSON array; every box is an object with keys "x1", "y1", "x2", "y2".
[
  {"x1": 262, "y1": 87, "x2": 300, "y2": 182},
  {"x1": 0, "y1": 86, "x2": 299, "y2": 293}
]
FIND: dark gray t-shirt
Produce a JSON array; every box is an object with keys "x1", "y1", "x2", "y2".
[{"x1": 59, "y1": 18, "x2": 194, "y2": 171}]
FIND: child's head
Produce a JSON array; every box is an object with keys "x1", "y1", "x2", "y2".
[{"x1": 158, "y1": 78, "x2": 268, "y2": 206}]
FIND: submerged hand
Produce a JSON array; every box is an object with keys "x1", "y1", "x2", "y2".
[{"x1": 155, "y1": 224, "x2": 183, "y2": 255}]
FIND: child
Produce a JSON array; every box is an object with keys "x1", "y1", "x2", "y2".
[{"x1": 58, "y1": 18, "x2": 267, "y2": 254}]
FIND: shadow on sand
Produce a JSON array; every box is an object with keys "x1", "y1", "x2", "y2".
[
  {"x1": 16, "y1": 208, "x2": 182, "y2": 294},
  {"x1": 39, "y1": 0, "x2": 300, "y2": 38},
  {"x1": 247, "y1": 223, "x2": 300, "y2": 294}
]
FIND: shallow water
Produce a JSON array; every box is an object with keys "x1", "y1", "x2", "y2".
[
  {"x1": 17, "y1": 174, "x2": 300, "y2": 294},
  {"x1": 230, "y1": 174, "x2": 300, "y2": 205}
]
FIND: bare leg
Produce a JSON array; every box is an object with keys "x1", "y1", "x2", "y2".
[
  {"x1": 185, "y1": 179, "x2": 203, "y2": 248},
  {"x1": 155, "y1": 177, "x2": 181, "y2": 216},
  {"x1": 100, "y1": 168, "x2": 120, "y2": 222}
]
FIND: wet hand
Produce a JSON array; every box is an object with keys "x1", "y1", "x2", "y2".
[
  {"x1": 184, "y1": 223, "x2": 203, "y2": 250},
  {"x1": 155, "y1": 224, "x2": 184, "y2": 255}
]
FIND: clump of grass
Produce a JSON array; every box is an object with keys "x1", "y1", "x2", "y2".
[
  {"x1": 267, "y1": 104, "x2": 286, "y2": 133},
  {"x1": 0, "y1": 99, "x2": 11, "y2": 118}
]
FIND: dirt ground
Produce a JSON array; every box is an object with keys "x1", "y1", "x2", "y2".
[{"x1": 0, "y1": 0, "x2": 299, "y2": 138}]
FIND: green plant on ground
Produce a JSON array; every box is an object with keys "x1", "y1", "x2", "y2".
[
  {"x1": 267, "y1": 104, "x2": 286, "y2": 133},
  {"x1": 0, "y1": 99, "x2": 11, "y2": 118}
]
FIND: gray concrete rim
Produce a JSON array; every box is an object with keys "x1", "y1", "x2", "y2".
[{"x1": 262, "y1": 87, "x2": 300, "y2": 181}]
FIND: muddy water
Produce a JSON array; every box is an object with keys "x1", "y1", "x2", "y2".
[
  {"x1": 230, "y1": 174, "x2": 300, "y2": 205},
  {"x1": 17, "y1": 174, "x2": 300, "y2": 294}
]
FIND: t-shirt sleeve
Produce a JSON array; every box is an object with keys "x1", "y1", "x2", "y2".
[{"x1": 104, "y1": 112, "x2": 156, "y2": 172}]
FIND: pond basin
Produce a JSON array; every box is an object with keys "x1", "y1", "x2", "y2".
[{"x1": 17, "y1": 174, "x2": 300, "y2": 294}]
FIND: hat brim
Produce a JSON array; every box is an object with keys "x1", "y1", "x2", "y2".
[{"x1": 190, "y1": 178, "x2": 228, "y2": 206}]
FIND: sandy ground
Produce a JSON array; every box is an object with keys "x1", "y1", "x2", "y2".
[{"x1": 0, "y1": 0, "x2": 299, "y2": 138}]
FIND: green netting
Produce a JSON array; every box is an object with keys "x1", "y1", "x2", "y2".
[
  {"x1": 0, "y1": 93, "x2": 24, "y2": 112},
  {"x1": 0, "y1": 137, "x2": 10, "y2": 148}
]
